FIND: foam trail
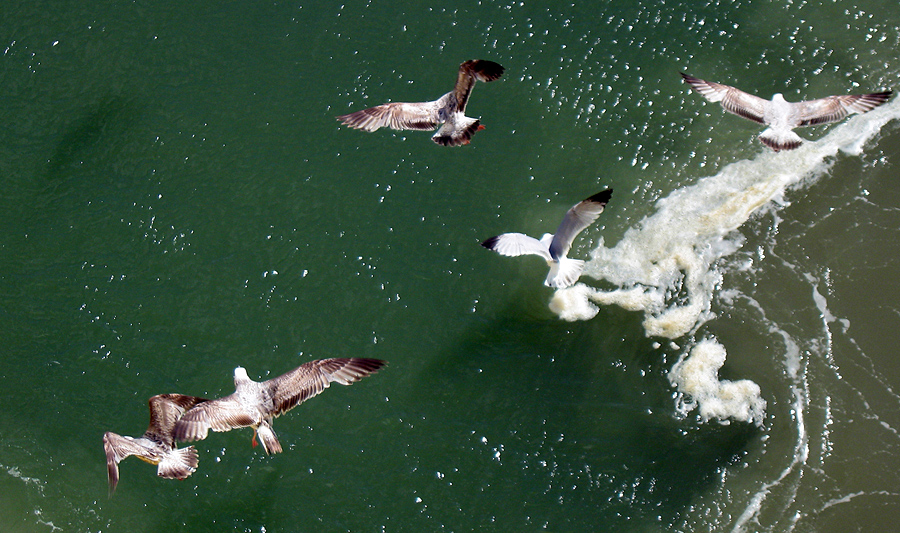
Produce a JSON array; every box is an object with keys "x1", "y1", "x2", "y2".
[
  {"x1": 552, "y1": 99, "x2": 900, "y2": 334},
  {"x1": 549, "y1": 98, "x2": 900, "y2": 426}
]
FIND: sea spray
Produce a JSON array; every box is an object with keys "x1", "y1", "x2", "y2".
[{"x1": 550, "y1": 98, "x2": 900, "y2": 424}]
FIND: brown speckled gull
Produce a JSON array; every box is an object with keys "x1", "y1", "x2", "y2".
[
  {"x1": 337, "y1": 60, "x2": 504, "y2": 146},
  {"x1": 173, "y1": 358, "x2": 385, "y2": 455}
]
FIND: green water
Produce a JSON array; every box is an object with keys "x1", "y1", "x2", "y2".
[{"x1": 3, "y1": 1, "x2": 900, "y2": 531}]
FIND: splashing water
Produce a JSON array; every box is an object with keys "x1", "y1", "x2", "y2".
[
  {"x1": 669, "y1": 338, "x2": 767, "y2": 424},
  {"x1": 549, "y1": 98, "x2": 900, "y2": 425}
]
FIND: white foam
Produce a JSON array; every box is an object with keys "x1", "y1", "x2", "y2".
[
  {"x1": 548, "y1": 98, "x2": 900, "y2": 429},
  {"x1": 5, "y1": 465, "x2": 45, "y2": 494},
  {"x1": 548, "y1": 284, "x2": 599, "y2": 321},
  {"x1": 552, "y1": 98, "x2": 900, "y2": 338},
  {"x1": 669, "y1": 339, "x2": 766, "y2": 425}
]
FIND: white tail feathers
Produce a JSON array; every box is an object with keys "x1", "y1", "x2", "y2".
[
  {"x1": 758, "y1": 127, "x2": 803, "y2": 151},
  {"x1": 545, "y1": 258, "x2": 585, "y2": 289},
  {"x1": 255, "y1": 424, "x2": 283, "y2": 455},
  {"x1": 156, "y1": 446, "x2": 199, "y2": 480}
]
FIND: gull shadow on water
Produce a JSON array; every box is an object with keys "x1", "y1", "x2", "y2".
[
  {"x1": 14, "y1": 94, "x2": 146, "y2": 256},
  {"x1": 10, "y1": 94, "x2": 150, "y2": 305},
  {"x1": 405, "y1": 294, "x2": 762, "y2": 530},
  {"x1": 43, "y1": 95, "x2": 142, "y2": 180}
]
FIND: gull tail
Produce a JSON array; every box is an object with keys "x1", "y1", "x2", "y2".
[
  {"x1": 545, "y1": 258, "x2": 585, "y2": 289},
  {"x1": 432, "y1": 117, "x2": 482, "y2": 146},
  {"x1": 758, "y1": 128, "x2": 803, "y2": 151},
  {"x1": 255, "y1": 423, "x2": 283, "y2": 455},
  {"x1": 156, "y1": 446, "x2": 199, "y2": 480}
]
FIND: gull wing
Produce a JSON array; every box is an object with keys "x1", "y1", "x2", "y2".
[
  {"x1": 266, "y1": 358, "x2": 386, "y2": 418},
  {"x1": 173, "y1": 394, "x2": 256, "y2": 442},
  {"x1": 481, "y1": 233, "x2": 552, "y2": 261},
  {"x1": 548, "y1": 189, "x2": 613, "y2": 260},
  {"x1": 795, "y1": 91, "x2": 893, "y2": 127},
  {"x1": 681, "y1": 73, "x2": 769, "y2": 124},
  {"x1": 454, "y1": 60, "x2": 505, "y2": 113},
  {"x1": 102, "y1": 431, "x2": 199, "y2": 495},
  {"x1": 336, "y1": 101, "x2": 441, "y2": 132},
  {"x1": 144, "y1": 394, "x2": 208, "y2": 447},
  {"x1": 103, "y1": 432, "x2": 145, "y2": 494}
]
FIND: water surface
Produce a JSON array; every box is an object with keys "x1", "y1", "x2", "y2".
[{"x1": 2, "y1": 1, "x2": 899, "y2": 531}]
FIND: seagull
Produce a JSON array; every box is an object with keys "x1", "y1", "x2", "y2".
[
  {"x1": 173, "y1": 358, "x2": 386, "y2": 455},
  {"x1": 336, "y1": 59, "x2": 505, "y2": 146},
  {"x1": 481, "y1": 189, "x2": 613, "y2": 289},
  {"x1": 681, "y1": 73, "x2": 892, "y2": 151},
  {"x1": 102, "y1": 393, "x2": 208, "y2": 495}
]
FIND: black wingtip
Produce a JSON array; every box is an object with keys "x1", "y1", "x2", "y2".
[
  {"x1": 481, "y1": 235, "x2": 500, "y2": 250},
  {"x1": 585, "y1": 188, "x2": 613, "y2": 205},
  {"x1": 463, "y1": 59, "x2": 505, "y2": 82},
  {"x1": 680, "y1": 72, "x2": 702, "y2": 85},
  {"x1": 351, "y1": 358, "x2": 387, "y2": 373}
]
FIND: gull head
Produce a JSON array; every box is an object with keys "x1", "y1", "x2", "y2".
[
  {"x1": 233, "y1": 366, "x2": 250, "y2": 381},
  {"x1": 771, "y1": 93, "x2": 786, "y2": 103}
]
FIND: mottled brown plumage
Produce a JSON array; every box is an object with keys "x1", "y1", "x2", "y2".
[
  {"x1": 337, "y1": 60, "x2": 504, "y2": 146},
  {"x1": 102, "y1": 393, "x2": 208, "y2": 495},
  {"x1": 173, "y1": 358, "x2": 386, "y2": 454}
]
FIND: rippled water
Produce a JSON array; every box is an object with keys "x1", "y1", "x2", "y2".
[{"x1": 2, "y1": 1, "x2": 899, "y2": 531}]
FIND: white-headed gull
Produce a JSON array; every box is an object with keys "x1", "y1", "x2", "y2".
[
  {"x1": 681, "y1": 73, "x2": 892, "y2": 151},
  {"x1": 482, "y1": 189, "x2": 613, "y2": 289}
]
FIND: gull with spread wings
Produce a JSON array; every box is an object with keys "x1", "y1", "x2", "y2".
[
  {"x1": 102, "y1": 393, "x2": 208, "y2": 495},
  {"x1": 337, "y1": 59, "x2": 504, "y2": 146},
  {"x1": 482, "y1": 189, "x2": 613, "y2": 289},
  {"x1": 681, "y1": 73, "x2": 892, "y2": 151},
  {"x1": 173, "y1": 358, "x2": 385, "y2": 455}
]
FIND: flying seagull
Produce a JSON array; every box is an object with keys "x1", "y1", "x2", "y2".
[
  {"x1": 481, "y1": 189, "x2": 613, "y2": 289},
  {"x1": 681, "y1": 73, "x2": 892, "y2": 151},
  {"x1": 173, "y1": 358, "x2": 386, "y2": 455},
  {"x1": 102, "y1": 393, "x2": 208, "y2": 495},
  {"x1": 336, "y1": 59, "x2": 505, "y2": 146}
]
